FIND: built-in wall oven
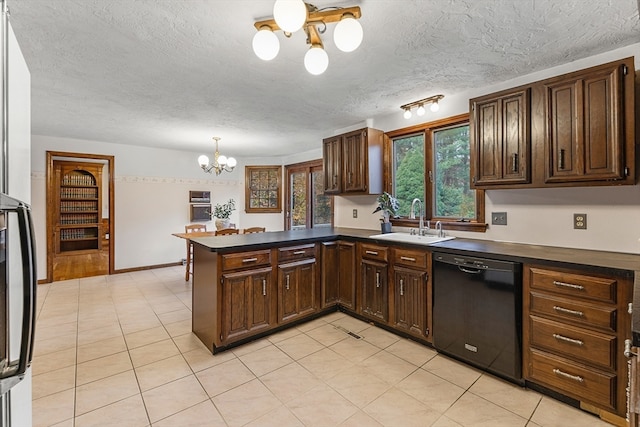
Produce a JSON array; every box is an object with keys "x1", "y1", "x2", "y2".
[{"x1": 432, "y1": 252, "x2": 523, "y2": 384}]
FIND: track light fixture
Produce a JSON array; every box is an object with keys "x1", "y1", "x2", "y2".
[
  {"x1": 252, "y1": 0, "x2": 363, "y2": 75},
  {"x1": 400, "y1": 95, "x2": 444, "y2": 119}
]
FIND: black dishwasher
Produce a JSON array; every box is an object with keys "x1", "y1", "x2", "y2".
[{"x1": 432, "y1": 252, "x2": 523, "y2": 384}]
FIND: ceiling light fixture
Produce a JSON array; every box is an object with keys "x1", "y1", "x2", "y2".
[
  {"x1": 400, "y1": 95, "x2": 444, "y2": 119},
  {"x1": 252, "y1": 1, "x2": 363, "y2": 75},
  {"x1": 197, "y1": 137, "x2": 237, "y2": 175}
]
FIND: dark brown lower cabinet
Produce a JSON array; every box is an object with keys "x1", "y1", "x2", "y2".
[
  {"x1": 361, "y1": 259, "x2": 388, "y2": 323},
  {"x1": 221, "y1": 267, "x2": 274, "y2": 345},
  {"x1": 392, "y1": 266, "x2": 428, "y2": 339},
  {"x1": 278, "y1": 258, "x2": 317, "y2": 323},
  {"x1": 321, "y1": 241, "x2": 356, "y2": 309}
]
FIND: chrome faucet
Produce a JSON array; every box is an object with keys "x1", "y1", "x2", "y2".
[
  {"x1": 410, "y1": 198, "x2": 427, "y2": 236},
  {"x1": 435, "y1": 220, "x2": 444, "y2": 238}
]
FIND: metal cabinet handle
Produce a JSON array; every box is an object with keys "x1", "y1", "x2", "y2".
[
  {"x1": 553, "y1": 306, "x2": 584, "y2": 317},
  {"x1": 553, "y1": 333, "x2": 584, "y2": 346},
  {"x1": 512, "y1": 153, "x2": 518, "y2": 173},
  {"x1": 553, "y1": 368, "x2": 583, "y2": 382},
  {"x1": 553, "y1": 280, "x2": 584, "y2": 290},
  {"x1": 400, "y1": 256, "x2": 416, "y2": 262},
  {"x1": 348, "y1": 171, "x2": 352, "y2": 185},
  {"x1": 262, "y1": 279, "x2": 266, "y2": 296},
  {"x1": 286, "y1": 275, "x2": 290, "y2": 290},
  {"x1": 365, "y1": 250, "x2": 378, "y2": 256},
  {"x1": 558, "y1": 149, "x2": 565, "y2": 170},
  {"x1": 242, "y1": 257, "x2": 258, "y2": 263},
  {"x1": 293, "y1": 250, "x2": 306, "y2": 255},
  {"x1": 376, "y1": 272, "x2": 380, "y2": 288},
  {"x1": 400, "y1": 279, "x2": 404, "y2": 296}
]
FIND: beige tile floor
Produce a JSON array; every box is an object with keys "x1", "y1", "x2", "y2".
[{"x1": 32, "y1": 266, "x2": 613, "y2": 427}]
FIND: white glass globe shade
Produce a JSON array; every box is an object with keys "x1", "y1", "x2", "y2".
[
  {"x1": 430, "y1": 101, "x2": 440, "y2": 112},
  {"x1": 416, "y1": 105, "x2": 426, "y2": 116},
  {"x1": 227, "y1": 157, "x2": 237, "y2": 168},
  {"x1": 273, "y1": 0, "x2": 307, "y2": 33},
  {"x1": 304, "y1": 46, "x2": 329, "y2": 75},
  {"x1": 198, "y1": 155, "x2": 209, "y2": 167},
  {"x1": 252, "y1": 29, "x2": 280, "y2": 61},
  {"x1": 334, "y1": 16, "x2": 363, "y2": 52},
  {"x1": 403, "y1": 109, "x2": 412, "y2": 119},
  {"x1": 217, "y1": 155, "x2": 228, "y2": 166}
]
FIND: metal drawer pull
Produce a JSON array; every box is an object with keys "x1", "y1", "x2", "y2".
[
  {"x1": 376, "y1": 272, "x2": 380, "y2": 288},
  {"x1": 262, "y1": 279, "x2": 266, "y2": 296},
  {"x1": 365, "y1": 250, "x2": 379, "y2": 256},
  {"x1": 553, "y1": 333, "x2": 584, "y2": 346},
  {"x1": 553, "y1": 280, "x2": 584, "y2": 290},
  {"x1": 553, "y1": 368, "x2": 584, "y2": 383},
  {"x1": 293, "y1": 250, "x2": 306, "y2": 255},
  {"x1": 242, "y1": 257, "x2": 258, "y2": 263},
  {"x1": 400, "y1": 256, "x2": 416, "y2": 262},
  {"x1": 553, "y1": 306, "x2": 584, "y2": 317}
]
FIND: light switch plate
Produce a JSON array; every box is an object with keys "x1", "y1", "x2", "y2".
[{"x1": 492, "y1": 212, "x2": 507, "y2": 225}]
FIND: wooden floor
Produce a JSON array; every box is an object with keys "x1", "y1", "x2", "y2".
[{"x1": 52, "y1": 249, "x2": 108, "y2": 281}]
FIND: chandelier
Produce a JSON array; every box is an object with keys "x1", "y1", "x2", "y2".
[
  {"x1": 197, "y1": 137, "x2": 237, "y2": 175},
  {"x1": 252, "y1": 0, "x2": 363, "y2": 75},
  {"x1": 400, "y1": 95, "x2": 444, "y2": 119}
]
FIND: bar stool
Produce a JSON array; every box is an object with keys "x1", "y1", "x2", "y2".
[{"x1": 184, "y1": 223, "x2": 206, "y2": 281}]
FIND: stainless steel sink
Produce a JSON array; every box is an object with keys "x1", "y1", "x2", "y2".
[{"x1": 368, "y1": 232, "x2": 455, "y2": 245}]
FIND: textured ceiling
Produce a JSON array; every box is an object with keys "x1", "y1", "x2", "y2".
[{"x1": 8, "y1": 0, "x2": 640, "y2": 158}]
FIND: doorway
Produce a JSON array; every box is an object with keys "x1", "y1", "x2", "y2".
[
  {"x1": 285, "y1": 159, "x2": 333, "y2": 230},
  {"x1": 46, "y1": 151, "x2": 115, "y2": 282}
]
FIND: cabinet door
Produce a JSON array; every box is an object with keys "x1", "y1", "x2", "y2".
[
  {"x1": 392, "y1": 266, "x2": 428, "y2": 339},
  {"x1": 341, "y1": 129, "x2": 367, "y2": 192},
  {"x1": 545, "y1": 64, "x2": 625, "y2": 182},
  {"x1": 279, "y1": 259, "x2": 317, "y2": 323},
  {"x1": 361, "y1": 259, "x2": 388, "y2": 322},
  {"x1": 337, "y1": 241, "x2": 356, "y2": 309},
  {"x1": 323, "y1": 136, "x2": 341, "y2": 194},
  {"x1": 472, "y1": 88, "x2": 530, "y2": 186},
  {"x1": 321, "y1": 242, "x2": 339, "y2": 308},
  {"x1": 221, "y1": 267, "x2": 273, "y2": 344}
]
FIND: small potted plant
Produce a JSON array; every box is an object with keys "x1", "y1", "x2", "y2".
[
  {"x1": 373, "y1": 192, "x2": 399, "y2": 233},
  {"x1": 212, "y1": 198, "x2": 236, "y2": 230}
]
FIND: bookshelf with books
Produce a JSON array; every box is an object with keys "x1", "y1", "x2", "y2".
[{"x1": 53, "y1": 161, "x2": 103, "y2": 254}]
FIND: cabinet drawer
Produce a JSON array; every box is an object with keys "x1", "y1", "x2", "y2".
[
  {"x1": 530, "y1": 291, "x2": 616, "y2": 332},
  {"x1": 529, "y1": 267, "x2": 616, "y2": 303},
  {"x1": 222, "y1": 250, "x2": 271, "y2": 271},
  {"x1": 528, "y1": 348, "x2": 616, "y2": 411},
  {"x1": 393, "y1": 247, "x2": 428, "y2": 269},
  {"x1": 278, "y1": 244, "x2": 316, "y2": 262},
  {"x1": 360, "y1": 243, "x2": 388, "y2": 262},
  {"x1": 529, "y1": 316, "x2": 616, "y2": 370}
]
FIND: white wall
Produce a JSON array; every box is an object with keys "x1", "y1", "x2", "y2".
[
  {"x1": 30, "y1": 136, "x2": 323, "y2": 275},
  {"x1": 334, "y1": 42, "x2": 640, "y2": 255}
]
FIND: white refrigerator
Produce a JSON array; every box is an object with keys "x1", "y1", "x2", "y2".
[{"x1": 0, "y1": 0, "x2": 35, "y2": 426}]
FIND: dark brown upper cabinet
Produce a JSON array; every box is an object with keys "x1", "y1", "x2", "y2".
[
  {"x1": 471, "y1": 87, "x2": 531, "y2": 186},
  {"x1": 470, "y1": 57, "x2": 635, "y2": 189},
  {"x1": 322, "y1": 128, "x2": 384, "y2": 195}
]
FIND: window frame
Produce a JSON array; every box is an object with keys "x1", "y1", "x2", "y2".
[
  {"x1": 244, "y1": 165, "x2": 282, "y2": 213},
  {"x1": 385, "y1": 113, "x2": 487, "y2": 232}
]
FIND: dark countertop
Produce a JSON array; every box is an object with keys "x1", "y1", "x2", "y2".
[{"x1": 191, "y1": 226, "x2": 640, "y2": 344}]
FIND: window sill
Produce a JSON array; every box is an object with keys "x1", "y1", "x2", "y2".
[{"x1": 390, "y1": 218, "x2": 488, "y2": 233}]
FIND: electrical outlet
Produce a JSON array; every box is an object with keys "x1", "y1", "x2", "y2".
[
  {"x1": 491, "y1": 212, "x2": 507, "y2": 225},
  {"x1": 352, "y1": 209, "x2": 358, "y2": 218},
  {"x1": 574, "y1": 213, "x2": 587, "y2": 229}
]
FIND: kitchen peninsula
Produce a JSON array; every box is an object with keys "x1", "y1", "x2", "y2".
[{"x1": 190, "y1": 227, "x2": 640, "y2": 423}]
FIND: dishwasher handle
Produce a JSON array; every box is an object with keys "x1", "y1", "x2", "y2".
[{"x1": 458, "y1": 265, "x2": 483, "y2": 274}]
